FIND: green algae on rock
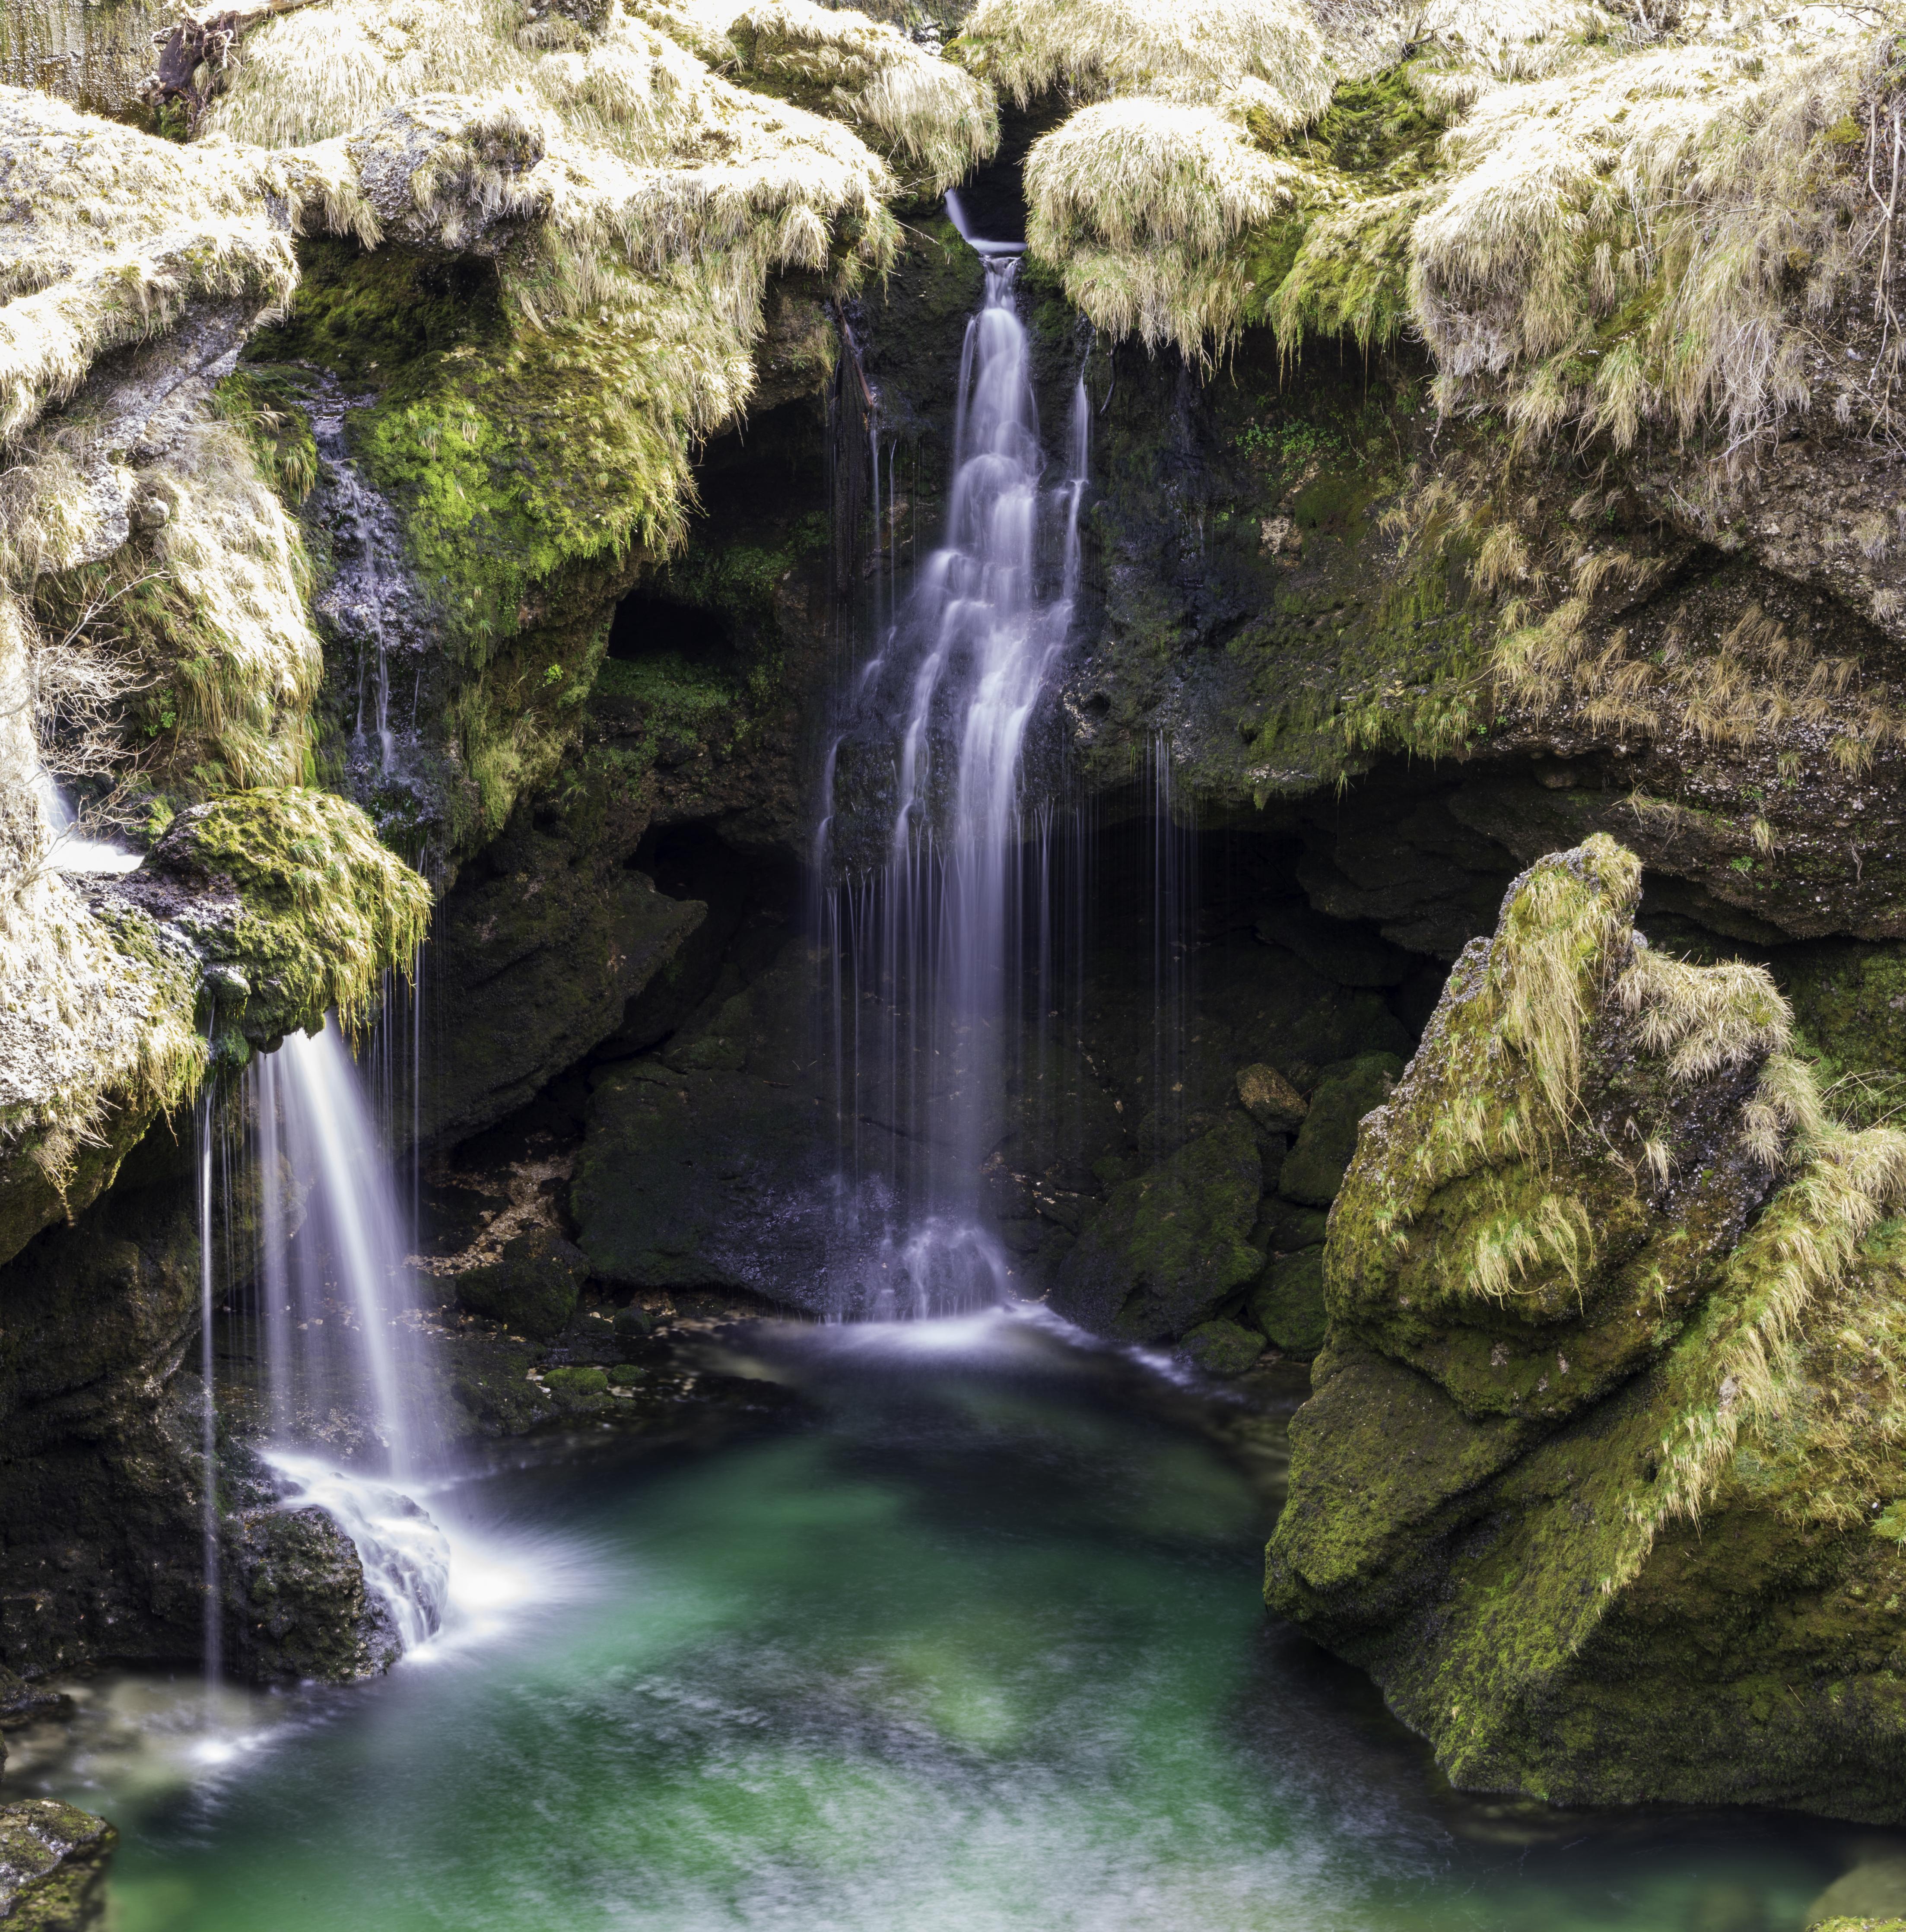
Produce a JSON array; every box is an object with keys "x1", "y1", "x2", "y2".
[{"x1": 1267, "y1": 834, "x2": 1906, "y2": 1820}]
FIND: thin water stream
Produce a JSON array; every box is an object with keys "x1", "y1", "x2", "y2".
[{"x1": 19, "y1": 1317, "x2": 1891, "y2": 1930}]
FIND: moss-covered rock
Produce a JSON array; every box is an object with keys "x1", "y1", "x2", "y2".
[
  {"x1": 1267, "y1": 834, "x2": 1906, "y2": 1821},
  {"x1": 455, "y1": 1230, "x2": 588, "y2": 1342},
  {"x1": 542, "y1": 1365, "x2": 611, "y2": 1412},
  {"x1": 1248, "y1": 1246, "x2": 1326, "y2": 1355},
  {"x1": 1179, "y1": 1318, "x2": 1265, "y2": 1376},
  {"x1": 154, "y1": 786, "x2": 430, "y2": 1047},
  {"x1": 1276, "y1": 1052, "x2": 1401, "y2": 1206},
  {"x1": 0, "y1": 1799, "x2": 115, "y2": 1932},
  {"x1": 1049, "y1": 1115, "x2": 1264, "y2": 1342}
]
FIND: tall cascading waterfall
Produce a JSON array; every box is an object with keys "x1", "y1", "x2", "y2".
[{"x1": 816, "y1": 248, "x2": 1091, "y2": 1316}]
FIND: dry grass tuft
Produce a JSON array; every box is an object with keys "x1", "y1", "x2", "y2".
[
  {"x1": 1413, "y1": 12, "x2": 1906, "y2": 456},
  {"x1": 1617, "y1": 1069, "x2": 1906, "y2": 1585},
  {"x1": 1024, "y1": 100, "x2": 1300, "y2": 362},
  {"x1": 959, "y1": 0, "x2": 1333, "y2": 131}
]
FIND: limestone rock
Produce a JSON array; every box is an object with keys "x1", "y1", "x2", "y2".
[{"x1": 1267, "y1": 835, "x2": 1906, "y2": 1821}]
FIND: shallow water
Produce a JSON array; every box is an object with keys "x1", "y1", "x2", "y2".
[{"x1": 25, "y1": 1315, "x2": 1901, "y2": 1931}]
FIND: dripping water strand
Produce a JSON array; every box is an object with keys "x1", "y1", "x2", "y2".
[{"x1": 196, "y1": 1084, "x2": 222, "y2": 1698}]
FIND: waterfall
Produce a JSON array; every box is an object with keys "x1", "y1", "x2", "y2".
[
  {"x1": 819, "y1": 250, "x2": 1090, "y2": 1316},
  {"x1": 226, "y1": 1021, "x2": 449, "y2": 1661},
  {"x1": 30, "y1": 769, "x2": 141, "y2": 875},
  {"x1": 249, "y1": 1025, "x2": 425, "y2": 1474}
]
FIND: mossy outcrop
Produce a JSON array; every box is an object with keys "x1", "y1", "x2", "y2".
[
  {"x1": 0, "y1": 1798, "x2": 115, "y2": 1932},
  {"x1": 153, "y1": 785, "x2": 432, "y2": 1049},
  {"x1": 1268, "y1": 834, "x2": 1906, "y2": 1821}
]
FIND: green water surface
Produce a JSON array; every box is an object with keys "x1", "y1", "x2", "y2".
[{"x1": 36, "y1": 1316, "x2": 1893, "y2": 1931}]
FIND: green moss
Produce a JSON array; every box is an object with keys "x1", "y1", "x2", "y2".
[
  {"x1": 1179, "y1": 1318, "x2": 1266, "y2": 1375},
  {"x1": 1269, "y1": 838, "x2": 1906, "y2": 1820},
  {"x1": 1249, "y1": 1246, "x2": 1327, "y2": 1354},
  {"x1": 1279, "y1": 1053, "x2": 1401, "y2": 1205},
  {"x1": 1050, "y1": 1115, "x2": 1265, "y2": 1341},
  {"x1": 255, "y1": 238, "x2": 708, "y2": 846},
  {"x1": 165, "y1": 787, "x2": 432, "y2": 1039},
  {"x1": 209, "y1": 369, "x2": 318, "y2": 506}
]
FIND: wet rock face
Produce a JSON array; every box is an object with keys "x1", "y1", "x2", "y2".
[
  {"x1": 1267, "y1": 835, "x2": 1906, "y2": 1822},
  {"x1": 224, "y1": 1506, "x2": 401, "y2": 1684},
  {"x1": 409, "y1": 783, "x2": 704, "y2": 1150},
  {"x1": 0, "y1": 1127, "x2": 212, "y2": 1679}
]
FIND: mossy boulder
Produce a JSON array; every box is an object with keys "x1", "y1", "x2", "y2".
[
  {"x1": 1179, "y1": 1319, "x2": 1265, "y2": 1376},
  {"x1": 155, "y1": 786, "x2": 430, "y2": 1047},
  {"x1": 455, "y1": 1230, "x2": 588, "y2": 1341},
  {"x1": 0, "y1": 1799, "x2": 115, "y2": 1931},
  {"x1": 1267, "y1": 835, "x2": 1906, "y2": 1821},
  {"x1": 1049, "y1": 1115, "x2": 1264, "y2": 1342},
  {"x1": 543, "y1": 1365, "x2": 611, "y2": 1411},
  {"x1": 1248, "y1": 1246, "x2": 1327, "y2": 1355},
  {"x1": 1276, "y1": 1052, "x2": 1402, "y2": 1206}
]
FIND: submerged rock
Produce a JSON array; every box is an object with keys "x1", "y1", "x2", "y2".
[
  {"x1": 0, "y1": 1799, "x2": 115, "y2": 1931},
  {"x1": 1268, "y1": 834, "x2": 1906, "y2": 1821}
]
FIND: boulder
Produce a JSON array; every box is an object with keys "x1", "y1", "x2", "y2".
[
  {"x1": 1267, "y1": 836, "x2": 1906, "y2": 1820},
  {"x1": 224, "y1": 1504, "x2": 402, "y2": 1684},
  {"x1": 0, "y1": 1800, "x2": 115, "y2": 1931},
  {"x1": 1049, "y1": 1116, "x2": 1264, "y2": 1342},
  {"x1": 1179, "y1": 1319, "x2": 1265, "y2": 1376},
  {"x1": 1236, "y1": 1062, "x2": 1307, "y2": 1133},
  {"x1": 455, "y1": 1228, "x2": 587, "y2": 1341},
  {"x1": 1276, "y1": 1053, "x2": 1402, "y2": 1205},
  {"x1": 543, "y1": 1366, "x2": 611, "y2": 1411},
  {"x1": 1248, "y1": 1247, "x2": 1326, "y2": 1355}
]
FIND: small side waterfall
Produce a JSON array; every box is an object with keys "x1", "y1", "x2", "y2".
[
  {"x1": 249, "y1": 1025, "x2": 427, "y2": 1474},
  {"x1": 30, "y1": 769, "x2": 141, "y2": 875},
  {"x1": 209, "y1": 1020, "x2": 449, "y2": 1663},
  {"x1": 818, "y1": 252, "x2": 1091, "y2": 1314}
]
